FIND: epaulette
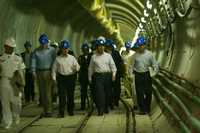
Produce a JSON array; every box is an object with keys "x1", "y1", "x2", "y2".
[{"x1": 15, "y1": 53, "x2": 20, "y2": 56}]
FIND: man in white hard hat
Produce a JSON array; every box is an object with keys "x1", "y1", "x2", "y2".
[{"x1": 0, "y1": 37, "x2": 25, "y2": 129}]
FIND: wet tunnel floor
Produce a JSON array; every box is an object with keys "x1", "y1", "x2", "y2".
[
  {"x1": 0, "y1": 99, "x2": 155, "y2": 133},
  {"x1": 0, "y1": 84, "x2": 156, "y2": 133}
]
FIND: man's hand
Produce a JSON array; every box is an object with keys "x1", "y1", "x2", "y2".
[
  {"x1": 32, "y1": 72, "x2": 37, "y2": 80},
  {"x1": 112, "y1": 75, "x2": 116, "y2": 81}
]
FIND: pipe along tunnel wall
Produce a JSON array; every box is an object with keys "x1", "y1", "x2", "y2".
[{"x1": 0, "y1": 0, "x2": 200, "y2": 132}]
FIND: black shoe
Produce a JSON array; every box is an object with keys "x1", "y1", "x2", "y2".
[
  {"x1": 79, "y1": 107, "x2": 85, "y2": 111},
  {"x1": 133, "y1": 105, "x2": 138, "y2": 110},
  {"x1": 57, "y1": 114, "x2": 64, "y2": 118},
  {"x1": 104, "y1": 109, "x2": 109, "y2": 114},
  {"x1": 98, "y1": 112, "x2": 103, "y2": 116},
  {"x1": 114, "y1": 101, "x2": 119, "y2": 107},
  {"x1": 68, "y1": 112, "x2": 74, "y2": 116},
  {"x1": 110, "y1": 106, "x2": 114, "y2": 110},
  {"x1": 43, "y1": 113, "x2": 52, "y2": 117},
  {"x1": 138, "y1": 111, "x2": 146, "y2": 115}
]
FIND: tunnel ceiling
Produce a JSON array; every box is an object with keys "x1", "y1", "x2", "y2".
[
  {"x1": 12, "y1": 0, "x2": 108, "y2": 38},
  {"x1": 12, "y1": 0, "x2": 145, "y2": 40}
]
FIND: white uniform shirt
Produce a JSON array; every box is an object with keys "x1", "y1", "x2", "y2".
[
  {"x1": 88, "y1": 52, "x2": 117, "y2": 82},
  {"x1": 0, "y1": 53, "x2": 25, "y2": 79},
  {"x1": 52, "y1": 54, "x2": 80, "y2": 80}
]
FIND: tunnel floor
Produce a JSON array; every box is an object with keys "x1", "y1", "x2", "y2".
[{"x1": 0, "y1": 86, "x2": 160, "y2": 133}]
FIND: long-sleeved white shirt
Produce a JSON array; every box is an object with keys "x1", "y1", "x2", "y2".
[
  {"x1": 52, "y1": 54, "x2": 80, "y2": 80},
  {"x1": 88, "y1": 52, "x2": 117, "y2": 82}
]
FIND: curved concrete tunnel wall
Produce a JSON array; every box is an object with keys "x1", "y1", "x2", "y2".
[
  {"x1": 150, "y1": 6, "x2": 200, "y2": 133},
  {"x1": 0, "y1": 0, "x2": 105, "y2": 56},
  {"x1": 0, "y1": 4, "x2": 77, "y2": 56},
  {"x1": 0, "y1": 0, "x2": 200, "y2": 132},
  {"x1": 155, "y1": 8, "x2": 200, "y2": 87}
]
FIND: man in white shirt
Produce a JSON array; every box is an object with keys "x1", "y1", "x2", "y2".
[
  {"x1": 0, "y1": 37, "x2": 25, "y2": 129},
  {"x1": 88, "y1": 37, "x2": 117, "y2": 116},
  {"x1": 133, "y1": 36, "x2": 159, "y2": 115},
  {"x1": 52, "y1": 40, "x2": 80, "y2": 117}
]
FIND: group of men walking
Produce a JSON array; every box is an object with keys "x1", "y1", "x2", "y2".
[{"x1": 0, "y1": 34, "x2": 159, "y2": 129}]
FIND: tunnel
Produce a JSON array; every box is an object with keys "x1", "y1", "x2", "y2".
[{"x1": 0, "y1": 0, "x2": 200, "y2": 133}]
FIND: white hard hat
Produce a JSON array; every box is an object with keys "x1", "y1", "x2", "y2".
[
  {"x1": 4, "y1": 37, "x2": 16, "y2": 48},
  {"x1": 97, "y1": 36, "x2": 106, "y2": 42}
]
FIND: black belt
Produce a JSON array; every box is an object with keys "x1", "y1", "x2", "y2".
[
  {"x1": 134, "y1": 71, "x2": 150, "y2": 75},
  {"x1": 37, "y1": 68, "x2": 51, "y2": 71},
  {"x1": 94, "y1": 72, "x2": 111, "y2": 76}
]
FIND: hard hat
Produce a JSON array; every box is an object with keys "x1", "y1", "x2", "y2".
[
  {"x1": 105, "y1": 39, "x2": 114, "y2": 48},
  {"x1": 125, "y1": 41, "x2": 132, "y2": 49},
  {"x1": 93, "y1": 37, "x2": 106, "y2": 46},
  {"x1": 24, "y1": 41, "x2": 32, "y2": 48},
  {"x1": 4, "y1": 37, "x2": 16, "y2": 48},
  {"x1": 39, "y1": 34, "x2": 49, "y2": 45},
  {"x1": 81, "y1": 43, "x2": 89, "y2": 49},
  {"x1": 136, "y1": 36, "x2": 146, "y2": 46},
  {"x1": 60, "y1": 40, "x2": 70, "y2": 49},
  {"x1": 97, "y1": 36, "x2": 106, "y2": 42}
]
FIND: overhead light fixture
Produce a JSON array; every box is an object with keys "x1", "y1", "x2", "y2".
[
  {"x1": 144, "y1": 9, "x2": 149, "y2": 17},
  {"x1": 159, "y1": 0, "x2": 163, "y2": 6},
  {"x1": 154, "y1": 8, "x2": 158, "y2": 15},
  {"x1": 139, "y1": 23, "x2": 143, "y2": 29},
  {"x1": 146, "y1": 0, "x2": 153, "y2": 9},
  {"x1": 141, "y1": 17, "x2": 147, "y2": 23}
]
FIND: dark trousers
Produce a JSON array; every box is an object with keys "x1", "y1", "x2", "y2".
[
  {"x1": 57, "y1": 74, "x2": 76, "y2": 115},
  {"x1": 89, "y1": 76, "x2": 96, "y2": 108},
  {"x1": 135, "y1": 71, "x2": 152, "y2": 113},
  {"x1": 93, "y1": 73, "x2": 112, "y2": 113},
  {"x1": 112, "y1": 74, "x2": 121, "y2": 106},
  {"x1": 24, "y1": 69, "x2": 35, "y2": 102},
  {"x1": 80, "y1": 79, "x2": 89, "y2": 109}
]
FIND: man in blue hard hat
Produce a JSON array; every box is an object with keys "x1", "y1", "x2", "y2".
[
  {"x1": 88, "y1": 36, "x2": 117, "y2": 116},
  {"x1": 21, "y1": 41, "x2": 35, "y2": 104},
  {"x1": 52, "y1": 40, "x2": 80, "y2": 117},
  {"x1": 132, "y1": 36, "x2": 159, "y2": 115},
  {"x1": 78, "y1": 43, "x2": 92, "y2": 110},
  {"x1": 31, "y1": 34, "x2": 56, "y2": 117}
]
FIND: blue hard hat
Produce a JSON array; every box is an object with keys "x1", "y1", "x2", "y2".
[
  {"x1": 60, "y1": 40, "x2": 70, "y2": 49},
  {"x1": 92, "y1": 38, "x2": 105, "y2": 46},
  {"x1": 105, "y1": 39, "x2": 114, "y2": 48},
  {"x1": 39, "y1": 34, "x2": 49, "y2": 45},
  {"x1": 136, "y1": 36, "x2": 146, "y2": 46},
  {"x1": 24, "y1": 41, "x2": 32, "y2": 47},
  {"x1": 81, "y1": 43, "x2": 89, "y2": 49},
  {"x1": 125, "y1": 41, "x2": 132, "y2": 49}
]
